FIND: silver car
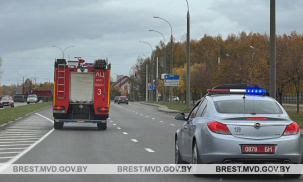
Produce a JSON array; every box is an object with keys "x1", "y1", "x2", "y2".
[
  {"x1": 175, "y1": 85, "x2": 302, "y2": 178},
  {"x1": 27, "y1": 94, "x2": 38, "y2": 104}
]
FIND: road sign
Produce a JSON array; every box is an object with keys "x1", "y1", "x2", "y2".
[
  {"x1": 148, "y1": 85, "x2": 156, "y2": 90},
  {"x1": 164, "y1": 80, "x2": 179, "y2": 86},
  {"x1": 164, "y1": 74, "x2": 179, "y2": 80}
]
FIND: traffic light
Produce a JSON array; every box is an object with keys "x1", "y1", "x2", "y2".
[{"x1": 134, "y1": 71, "x2": 137, "y2": 78}]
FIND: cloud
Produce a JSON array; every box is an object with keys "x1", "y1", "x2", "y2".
[{"x1": 1, "y1": 0, "x2": 303, "y2": 85}]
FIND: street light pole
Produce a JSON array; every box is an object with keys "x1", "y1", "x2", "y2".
[
  {"x1": 17, "y1": 73, "x2": 31, "y2": 95},
  {"x1": 270, "y1": 0, "x2": 276, "y2": 99},
  {"x1": 185, "y1": 0, "x2": 191, "y2": 109},
  {"x1": 149, "y1": 29, "x2": 167, "y2": 103},
  {"x1": 153, "y1": 16, "x2": 173, "y2": 105},
  {"x1": 139, "y1": 41, "x2": 154, "y2": 101},
  {"x1": 51, "y1": 46, "x2": 75, "y2": 59}
]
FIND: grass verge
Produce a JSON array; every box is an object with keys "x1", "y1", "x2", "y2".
[{"x1": 0, "y1": 102, "x2": 52, "y2": 126}]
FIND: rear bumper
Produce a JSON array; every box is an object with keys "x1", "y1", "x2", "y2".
[
  {"x1": 54, "y1": 119, "x2": 106, "y2": 124},
  {"x1": 198, "y1": 132, "x2": 303, "y2": 164}
]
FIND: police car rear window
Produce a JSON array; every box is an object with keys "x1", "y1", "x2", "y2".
[{"x1": 214, "y1": 100, "x2": 283, "y2": 114}]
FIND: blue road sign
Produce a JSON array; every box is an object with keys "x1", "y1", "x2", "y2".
[{"x1": 164, "y1": 75, "x2": 179, "y2": 80}]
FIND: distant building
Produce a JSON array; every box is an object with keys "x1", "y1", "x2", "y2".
[{"x1": 112, "y1": 75, "x2": 129, "y2": 95}]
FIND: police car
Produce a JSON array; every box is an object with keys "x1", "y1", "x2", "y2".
[{"x1": 175, "y1": 84, "x2": 302, "y2": 178}]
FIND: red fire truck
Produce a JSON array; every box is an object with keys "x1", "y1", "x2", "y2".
[{"x1": 53, "y1": 58, "x2": 111, "y2": 130}]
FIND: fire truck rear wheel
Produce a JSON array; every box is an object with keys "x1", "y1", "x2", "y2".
[
  {"x1": 97, "y1": 123, "x2": 107, "y2": 130},
  {"x1": 54, "y1": 122, "x2": 64, "y2": 129}
]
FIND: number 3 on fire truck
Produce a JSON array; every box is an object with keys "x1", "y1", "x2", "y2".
[{"x1": 97, "y1": 89, "x2": 102, "y2": 95}]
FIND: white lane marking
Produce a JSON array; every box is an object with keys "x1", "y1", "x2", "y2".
[
  {"x1": 0, "y1": 148, "x2": 27, "y2": 151},
  {"x1": 145, "y1": 148, "x2": 155, "y2": 153},
  {"x1": 35, "y1": 113, "x2": 54, "y2": 124},
  {"x1": 113, "y1": 124, "x2": 116, "y2": 126},
  {"x1": 0, "y1": 144, "x2": 31, "y2": 147},
  {"x1": 3, "y1": 132, "x2": 45, "y2": 134},
  {"x1": 123, "y1": 132, "x2": 128, "y2": 135},
  {"x1": 110, "y1": 121, "x2": 113, "y2": 122},
  {"x1": 0, "y1": 138, "x2": 40, "y2": 141},
  {"x1": 0, "y1": 152, "x2": 20, "y2": 154},
  {"x1": 0, "y1": 141, "x2": 34, "y2": 144},
  {"x1": 131, "y1": 139, "x2": 138, "y2": 143},
  {"x1": 117, "y1": 127, "x2": 121, "y2": 130},
  {"x1": 146, "y1": 116, "x2": 149, "y2": 118},
  {"x1": 0, "y1": 136, "x2": 41, "y2": 139},
  {"x1": 5, "y1": 129, "x2": 44, "y2": 131},
  {"x1": 170, "y1": 124, "x2": 175, "y2": 126},
  {"x1": 152, "y1": 118, "x2": 155, "y2": 120},
  {"x1": 108, "y1": 118, "x2": 111, "y2": 120},
  {"x1": 160, "y1": 121, "x2": 164, "y2": 123},
  {"x1": 0, "y1": 134, "x2": 42, "y2": 137},
  {"x1": 136, "y1": 112, "x2": 138, "y2": 114},
  {"x1": 1, "y1": 115, "x2": 55, "y2": 167},
  {"x1": 140, "y1": 114, "x2": 143, "y2": 116},
  {"x1": 0, "y1": 157, "x2": 14, "y2": 159}
]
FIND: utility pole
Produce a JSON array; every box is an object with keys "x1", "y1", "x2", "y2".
[
  {"x1": 269, "y1": 0, "x2": 276, "y2": 99},
  {"x1": 186, "y1": 0, "x2": 190, "y2": 109},
  {"x1": 146, "y1": 65, "x2": 148, "y2": 101}
]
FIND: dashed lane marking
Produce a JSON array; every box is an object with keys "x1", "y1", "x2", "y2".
[
  {"x1": 170, "y1": 124, "x2": 175, "y2": 126},
  {"x1": 131, "y1": 139, "x2": 138, "y2": 142},
  {"x1": 117, "y1": 127, "x2": 121, "y2": 130},
  {"x1": 160, "y1": 121, "x2": 164, "y2": 123},
  {"x1": 123, "y1": 132, "x2": 128, "y2": 135},
  {"x1": 145, "y1": 148, "x2": 155, "y2": 153}
]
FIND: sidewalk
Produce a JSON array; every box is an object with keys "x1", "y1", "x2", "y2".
[{"x1": 140, "y1": 102, "x2": 180, "y2": 113}]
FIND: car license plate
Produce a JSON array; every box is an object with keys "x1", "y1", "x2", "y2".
[{"x1": 242, "y1": 145, "x2": 275, "y2": 154}]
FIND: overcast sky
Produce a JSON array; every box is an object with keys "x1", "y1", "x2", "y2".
[{"x1": 1, "y1": 0, "x2": 303, "y2": 86}]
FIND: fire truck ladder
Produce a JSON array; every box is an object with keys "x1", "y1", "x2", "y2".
[{"x1": 57, "y1": 64, "x2": 66, "y2": 99}]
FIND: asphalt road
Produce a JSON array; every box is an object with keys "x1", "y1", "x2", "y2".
[{"x1": 0, "y1": 102, "x2": 301, "y2": 182}]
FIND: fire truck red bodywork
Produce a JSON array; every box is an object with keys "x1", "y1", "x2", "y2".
[{"x1": 53, "y1": 59, "x2": 110, "y2": 130}]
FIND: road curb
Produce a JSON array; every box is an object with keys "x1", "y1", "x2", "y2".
[{"x1": 140, "y1": 102, "x2": 181, "y2": 113}]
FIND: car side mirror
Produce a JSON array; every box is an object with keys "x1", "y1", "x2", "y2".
[{"x1": 175, "y1": 113, "x2": 186, "y2": 121}]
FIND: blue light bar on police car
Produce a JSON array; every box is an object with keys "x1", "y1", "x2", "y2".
[{"x1": 207, "y1": 88, "x2": 266, "y2": 95}]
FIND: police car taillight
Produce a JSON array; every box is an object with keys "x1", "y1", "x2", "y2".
[
  {"x1": 207, "y1": 122, "x2": 231, "y2": 135},
  {"x1": 283, "y1": 122, "x2": 299, "y2": 136}
]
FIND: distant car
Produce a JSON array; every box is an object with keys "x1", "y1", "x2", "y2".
[
  {"x1": 118, "y1": 96, "x2": 128, "y2": 104},
  {"x1": 0, "y1": 95, "x2": 14, "y2": 108},
  {"x1": 13, "y1": 94, "x2": 25, "y2": 102},
  {"x1": 114, "y1": 96, "x2": 120, "y2": 103},
  {"x1": 168, "y1": 96, "x2": 179, "y2": 102},
  {"x1": 27, "y1": 94, "x2": 38, "y2": 104},
  {"x1": 175, "y1": 84, "x2": 302, "y2": 178}
]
